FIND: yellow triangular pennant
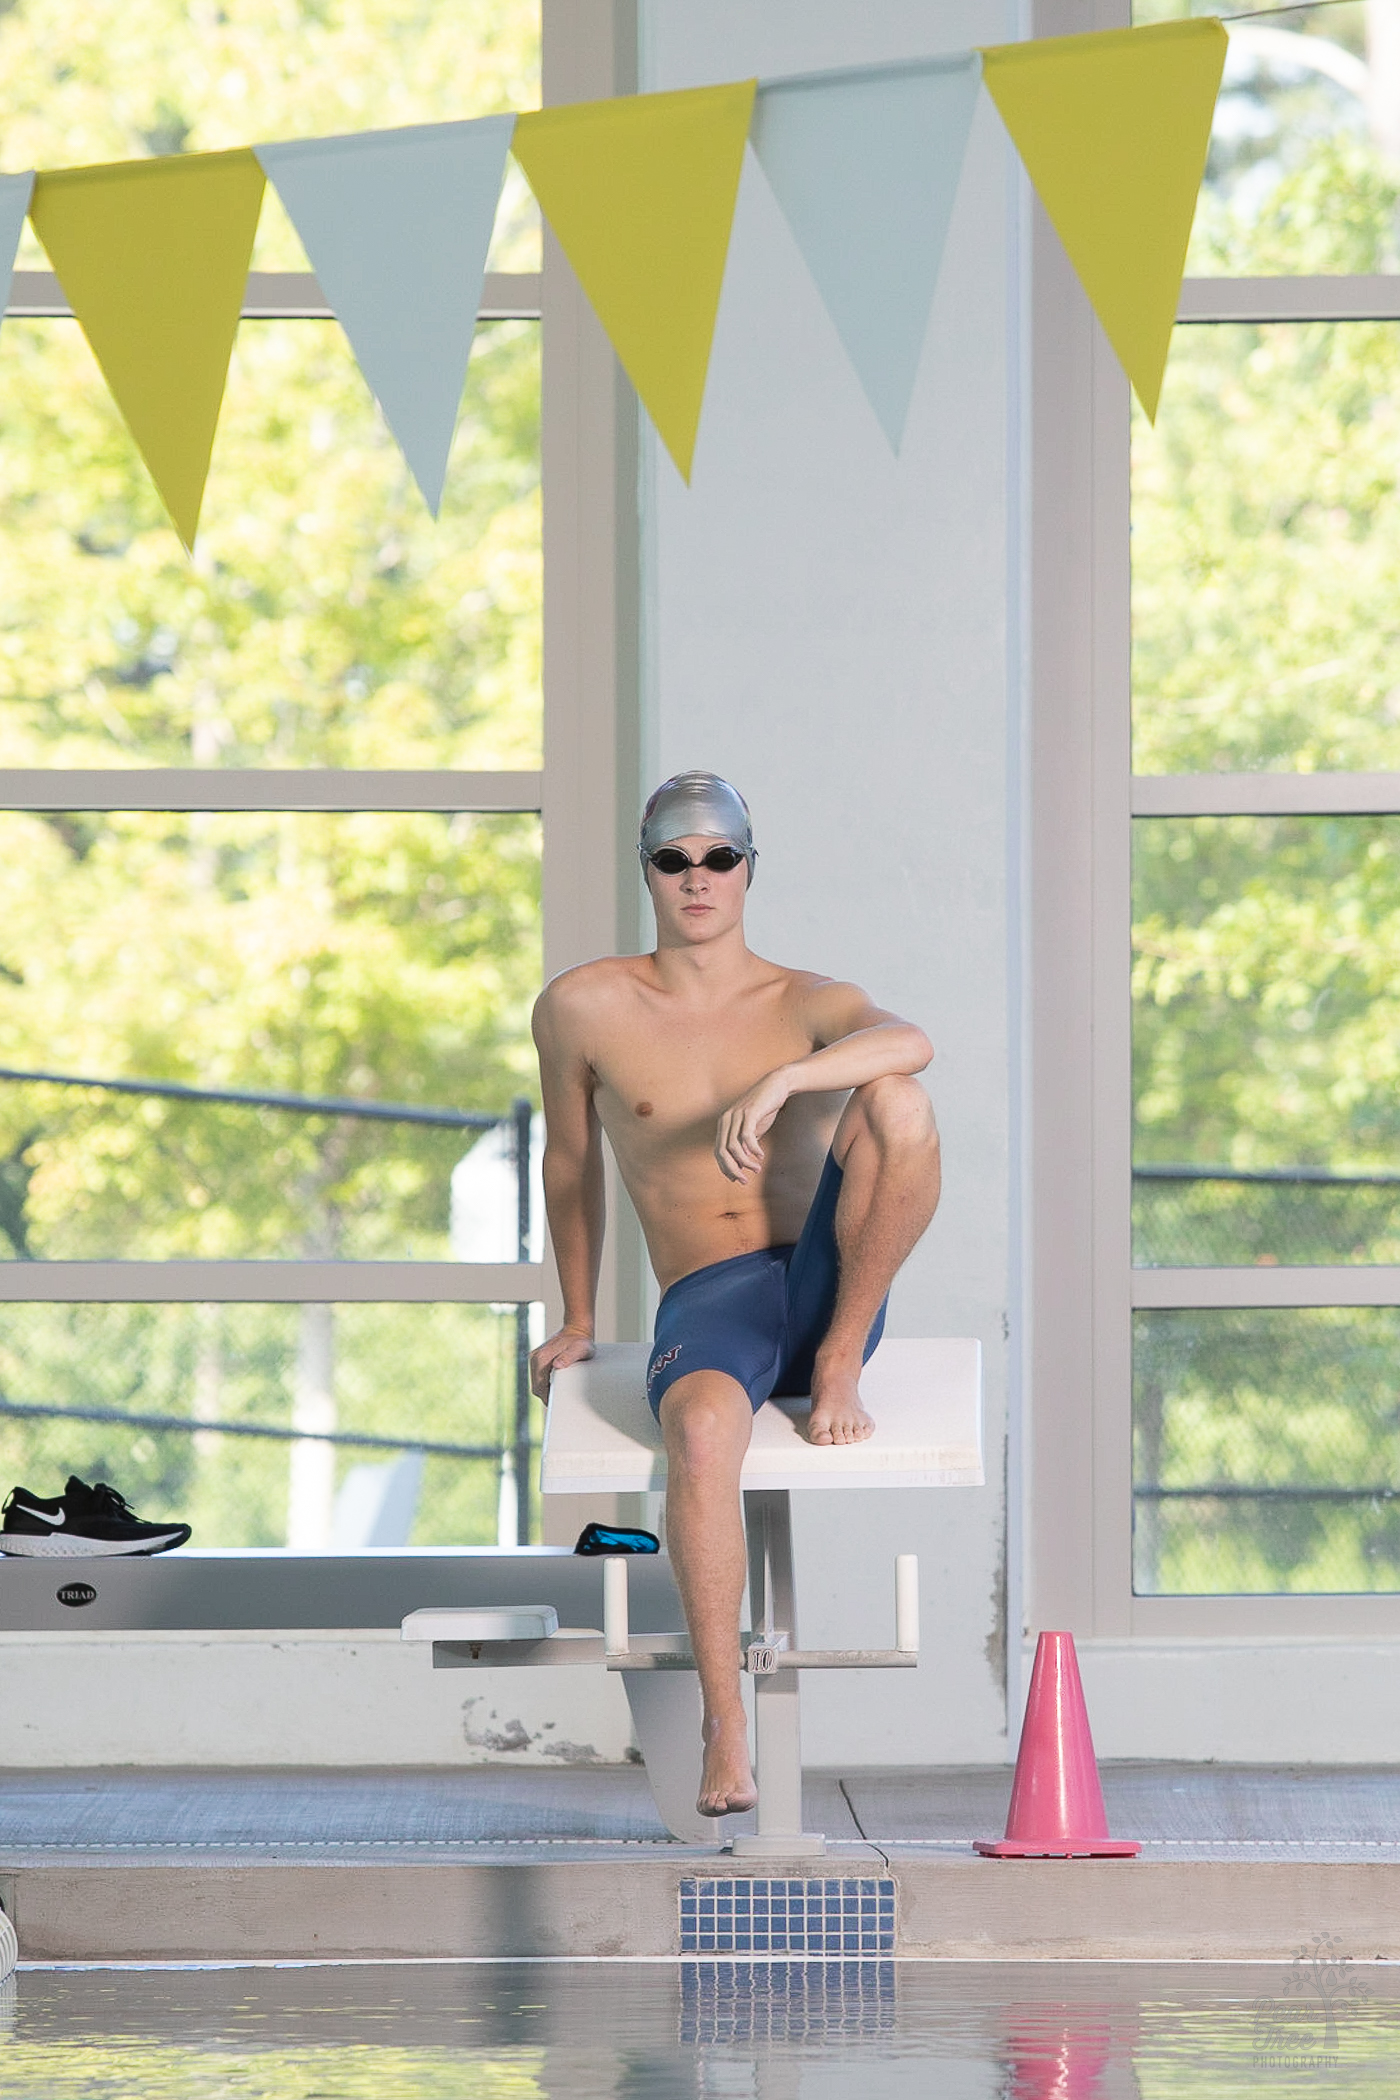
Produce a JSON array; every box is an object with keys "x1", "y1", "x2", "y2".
[
  {"x1": 514, "y1": 80, "x2": 756, "y2": 481},
  {"x1": 31, "y1": 150, "x2": 266, "y2": 548},
  {"x1": 981, "y1": 18, "x2": 1225, "y2": 420}
]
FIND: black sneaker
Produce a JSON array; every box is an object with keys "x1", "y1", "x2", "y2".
[{"x1": 0, "y1": 1477, "x2": 191, "y2": 1558}]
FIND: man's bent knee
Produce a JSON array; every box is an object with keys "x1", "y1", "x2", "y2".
[
  {"x1": 838, "y1": 1073, "x2": 937, "y2": 1157},
  {"x1": 659, "y1": 1371, "x2": 753, "y2": 1475}
]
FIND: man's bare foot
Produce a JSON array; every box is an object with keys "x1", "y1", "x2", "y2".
[
  {"x1": 698, "y1": 1709, "x2": 757, "y2": 1817},
  {"x1": 807, "y1": 1358, "x2": 875, "y2": 1446}
]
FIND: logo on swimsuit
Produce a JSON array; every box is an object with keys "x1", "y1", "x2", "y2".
[{"x1": 647, "y1": 1343, "x2": 683, "y2": 1392}]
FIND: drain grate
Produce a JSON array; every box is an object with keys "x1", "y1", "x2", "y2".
[{"x1": 678, "y1": 1875, "x2": 896, "y2": 1955}]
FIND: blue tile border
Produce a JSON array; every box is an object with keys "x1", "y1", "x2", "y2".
[{"x1": 678, "y1": 1876, "x2": 896, "y2": 1955}]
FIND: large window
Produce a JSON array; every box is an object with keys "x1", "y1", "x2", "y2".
[
  {"x1": 0, "y1": 0, "x2": 547, "y2": 1549},
  {"x1": 1130, "y1": 0, "x2": 1400, "y2": 1595}
]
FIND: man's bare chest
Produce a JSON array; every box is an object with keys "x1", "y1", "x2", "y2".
[{"x1": 592, "y1": 1004, "x2": 813, "y2": 1142}]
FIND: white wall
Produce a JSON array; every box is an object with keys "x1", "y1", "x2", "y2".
[
  {"x1": 639, "y1": 0, "x2": 1021, "y2": 1764},
  {"x1": 0, "y1": 1633, "x2": 637, "y2": 1767},
  {"x1": 1080, "y1": 1638, "x2": 1400, "y2": 1763}
]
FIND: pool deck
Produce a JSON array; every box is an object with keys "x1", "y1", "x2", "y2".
[{"x1": 4, "y1": 1762, "x2": 1400, "y2": 1962}]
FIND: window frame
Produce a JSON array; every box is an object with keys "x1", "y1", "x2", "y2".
[{"x1": 1027, "y1": 0, "x2": 1400, "y2": 1637}]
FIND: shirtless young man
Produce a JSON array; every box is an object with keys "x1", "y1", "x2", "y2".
[{"x1": 529, "y1": 772, "x2": 942, "y2": 1818}]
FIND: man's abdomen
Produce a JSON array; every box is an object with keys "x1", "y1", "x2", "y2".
[{"x1": 626, "y1": 1150, "x2": 831, "y2": 1292}]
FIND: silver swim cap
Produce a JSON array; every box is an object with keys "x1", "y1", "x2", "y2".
[{"x1": 639, "y1": 772, "x2": 756, "y2": 873}]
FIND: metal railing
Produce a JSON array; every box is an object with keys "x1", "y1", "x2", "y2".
[
  {"x1": 0, "y1": 1395, "x2": 499, "y2": 1461},
  {"x1": 1132, "y1": 1159, "x2": 1400, "y2": 1272},
  {"x1": 1136, "y1": 1484, "x2": 1399, "y2": 1502},
  {"x1": 1134, "y1": 1164, "x2": 1400, "y2": 1188},
  {"x1": 0, "y1": 1069, "x2": 538, "y2": 1543},
  {"x1": 0, "y1": 1064, "x2": 502, "y2": 1132}
]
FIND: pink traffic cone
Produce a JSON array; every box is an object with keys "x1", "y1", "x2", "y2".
[{"x1": 975, "y1": 1631, "x2": 1140, "y2": 1858}]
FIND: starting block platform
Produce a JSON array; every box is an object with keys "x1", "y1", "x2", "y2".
[{"x1": 538, "y1": 1338, "x2": 983, "y2": 1495}]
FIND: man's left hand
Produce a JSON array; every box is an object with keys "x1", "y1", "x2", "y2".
[{"x1": 715, "y1": 1069, "x2": 791, "y2": 1183}]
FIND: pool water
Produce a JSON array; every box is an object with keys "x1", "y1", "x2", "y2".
[{"x1": 2, "y1": 1959, "x2": 1399, "y2": 2097}]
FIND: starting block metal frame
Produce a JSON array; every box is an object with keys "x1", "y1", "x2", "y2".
[{"x1": 404, "y1": 1338, "x2": 983, "y2": 1853}]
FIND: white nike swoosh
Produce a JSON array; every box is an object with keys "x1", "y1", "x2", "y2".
[{"x1": 17, "y1": 1506, "x2": 65, "y2": 1526}]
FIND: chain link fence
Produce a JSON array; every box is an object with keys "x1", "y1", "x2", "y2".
[
  {"x1": 1134, "y1": 1165, "x2": 1400, "y2": 1269},
  {"x1": 1134, "y1": 1302, "x2": 1400, "y2": 1595}
]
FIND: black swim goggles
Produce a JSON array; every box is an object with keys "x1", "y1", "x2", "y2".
[{"x1": 645, "y1": 844, "x2": 748, "y2": 875}]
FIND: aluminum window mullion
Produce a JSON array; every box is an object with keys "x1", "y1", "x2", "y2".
[
  {"x1": 0, "y1": 769, "x2": 543, "y2": 813},
  {"x1": 1132, "y1": 773, "x2": 1400, "y2": 818},
  {"x1": 0, "y1": 1261, "x2": 545, "y2": 1303},
  {"x1": 6, "y1": 269, "x2": 542, "y2": 323},
  {"x1": 1133, "y1": 1267, "x2": 1400, "y2": 1311},
  {"x1": 1178, "y1": 275, "x2": 1400, "y2": 325},
  {"x1": 1028, "y1": 0, "x2": 1129, "y2": 1636}
]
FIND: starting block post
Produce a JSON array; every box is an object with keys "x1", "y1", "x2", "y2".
[{"x1": 736, "y1": 1488, "x2": 818, "y2": 1856}]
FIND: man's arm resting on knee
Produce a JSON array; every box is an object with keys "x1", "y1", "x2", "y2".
[
  {"x1": 530, "y1": 981, "x2": 605, "y2": 1399},
  {"x1": 716, "y1": 982, "x2": 933, "y2": 1184}
]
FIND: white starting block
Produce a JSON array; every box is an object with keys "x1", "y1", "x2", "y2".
[
  {"x1": 539, "y1": 1339, "x2": 983, "y2": 1494},
  {"x1": 403, "y1": 1338, "x2": 982, "y2": 1852}
]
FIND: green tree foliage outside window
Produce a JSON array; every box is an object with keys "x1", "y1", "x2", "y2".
[
  {"x1": 0, "y1": 0, "x2": 543, "y2": 1547},
  {"x1": 1132, "y1": 36, "x2": 1400, "y2": 1592}
]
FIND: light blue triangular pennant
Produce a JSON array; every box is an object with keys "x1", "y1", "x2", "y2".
[
  {"x1": 753, "y1": 55, "x2": 982, "y2": 450},
  {"x1": 256, "y1": 116, "x2": 515, "y2": 514},
  {"x1": 1, "y1": 171, "x2": 35, "y2": 328}
]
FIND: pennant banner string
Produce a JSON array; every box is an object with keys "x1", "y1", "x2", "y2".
[
  {"x1": 1219, "y1": 0, "x2": 1359, "y2": 18},
  {"x1": 758, "y1": 52, "x2": 990, "y2": 94},
  {"x1": 4, "y1": 16, "x2": 1229, "y2": 534}
]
